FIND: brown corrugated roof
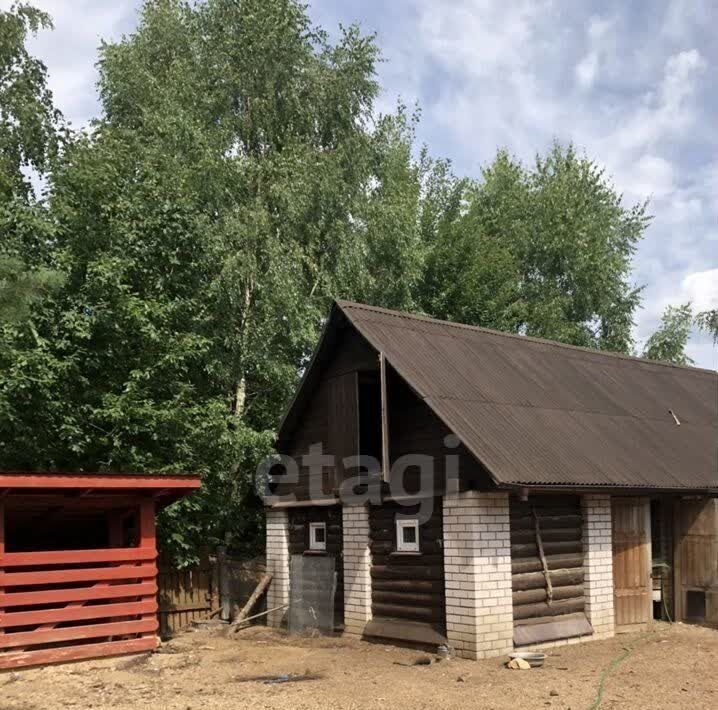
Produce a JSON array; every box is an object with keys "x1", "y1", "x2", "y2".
[{"x1": 280, "y1": 300, "x2": 718, "y2": 492}]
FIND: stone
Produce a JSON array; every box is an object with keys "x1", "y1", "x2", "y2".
[
  {"x1": 507, "y1": 658, "x2": 531, "y2": 670},
  {"x1": 550, "y1": 690, "x2": 559, "y2": 697}
]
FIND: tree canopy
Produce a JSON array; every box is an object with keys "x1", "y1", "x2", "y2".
[{"x1": 1, "y1": 0, "x2": 710, "y2": 563}]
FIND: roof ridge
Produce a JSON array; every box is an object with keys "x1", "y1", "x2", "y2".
[{"x1": 336, "y1": 300, "x2": 717, "y2": 376}]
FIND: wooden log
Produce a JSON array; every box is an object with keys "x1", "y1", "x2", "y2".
[
  {"x1": 511, "y1": 540, "x2": 583, "y2": 558},
  {"x1": 372, "y1": 590, "x2": 444, "y2": 607},
  {"x1": 371, "y1": 553, "x2": 443, "y2": 566},
  {"x1": 511, "y1": 554, "x2": 584, "y2": 575},
  {"x1": 370, "y1": 541, "x2": 443, "y2": 556},
  {"x1": 370, "y1": 565, "x2": 443, "y2": 581},
  {"x1": 512, "y1": 569, "x2": 584, "y2": 591},
  {"x1": 509, "y1": 514, "x2": 582, "y2": 529},
  {"x1": 372, "y1": 579, "x2": 445, "y2": 593},
  {"x1": 371, "y1": 603, "x2": 444, "y2": 623},
  {"x1": 510, "y1": 527, "x2": 582, "y2": 544},
  {"x1": 229, "y1": 573, "x2": 272, "y2": 631},
  {"x1": 513, "y1": 584, "x2": 584, "y2": 606},
  {"x1": 512, "y1": 597, "x2": 585, "y2": 621}
]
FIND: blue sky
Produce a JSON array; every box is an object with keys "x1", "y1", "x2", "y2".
[{"x1": 18, "y1": 0, "x2": 718, "y2": 368}]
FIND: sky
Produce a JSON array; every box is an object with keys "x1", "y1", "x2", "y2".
[{"x1": 15, "y1": 0, "x2": 718, "y2": 368}]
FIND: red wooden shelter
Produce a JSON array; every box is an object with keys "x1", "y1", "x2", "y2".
[{"x1": 0, "y1": 472, "x2": 200, "y2": 670}]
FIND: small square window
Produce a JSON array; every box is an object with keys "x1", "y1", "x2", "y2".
[
  {"x1": 396, "y1": 518, "x2": 420, "y2": 553},
  {"x1": 309, "y1": 522, "x2": 326, "y2": 551}
]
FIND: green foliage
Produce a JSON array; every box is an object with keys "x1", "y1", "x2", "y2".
[
  {"x1": 642, "y1": 303, "x2": 694, "y2": 366},
  {"x1": 695, "y1": 309, "x2": 718, "y2": 343},
  {"x1": 420, "y1": 145, "x2": 649, "y2": 352},
  {"x1": 0, "y1": 1, "x2": 666, "y2": 566}
]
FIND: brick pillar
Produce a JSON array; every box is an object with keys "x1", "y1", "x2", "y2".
[
  {"x1": 443, "y1": 491, "x2": 514, "y2": 660},
  {"x1": 266, "y1": 508, "x2": 290, "y2": 628},
  {"x1": 582, "y1": 495, "x2": 615, "y2": 639},
  {"x1": 342, "y1": 505, "x2": 372, "y2": 635}
]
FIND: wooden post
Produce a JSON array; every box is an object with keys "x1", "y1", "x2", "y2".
[
  {"x1": 138, "y1": 498, "x2": 158, "y2": 648},
  {"x1": 379, "y1": 352, "x2": 390, "y2": 482},
  {"x1": 217, "y1": 545, "x2": 230, "y2": 621},
  {"x1": 1, "y1": 499, "x2": 5, "y2": 640}
]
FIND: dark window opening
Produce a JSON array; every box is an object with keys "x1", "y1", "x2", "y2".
[
  {"x1": 358, "y1": 373, "x2": 383, "y2": 474},
  {"x1": 650, "y1": 499, "x2": 673, "y2": 621},
  {"x1": 686, "y1": 590, "x2": 706, "y2": 621}
]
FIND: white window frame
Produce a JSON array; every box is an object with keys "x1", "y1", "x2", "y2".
[
  {"x1": 395, "y1": 518, "x2": 420, "y2": 553},
  {"x1": 309, "y1": 522, "x2": 327, "y2": 551}
]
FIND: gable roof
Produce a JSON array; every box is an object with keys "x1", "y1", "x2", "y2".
[{"x1": 280, "y1": 300, "x2": 718, "y2": 492}]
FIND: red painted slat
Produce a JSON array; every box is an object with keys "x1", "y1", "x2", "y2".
[
  {"x1": 0, "y1": 599, "x2": 157, "y2": 628},
  {"x1": 2, "y1": 547, "x2": 156, "y2": 567},
  {"x1": 0, "y1": 618, "x2": 158, "y2": 649},
  {"x1": 0, "y1": 636, "x2": 158, "y2": 670},
  {"x1": 0, "y1": 563, "x2": 157, "y2": 587},
  {"x1": 0, "y1": 473, "x2": 200, "y2": 490},
  {"x1": 0, "y1": 581, "x2": 157, "y2": 608}
]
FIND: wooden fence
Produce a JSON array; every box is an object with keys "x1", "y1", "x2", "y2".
[
  {"x1": 0, "y1": 547, "x2": 159, "y2": 669},
  {"x1": 157, "y1": 551, "x2": 265, "y2": 638}
]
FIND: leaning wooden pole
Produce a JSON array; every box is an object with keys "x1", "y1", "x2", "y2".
[{"x1": 229, "y1": 573, "x2": 273, "y2": 632}]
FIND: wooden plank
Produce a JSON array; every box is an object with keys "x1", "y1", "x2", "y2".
[
  {"x1": 2, "y1": 547, "x2": 156, "y2": 567},
  {"x1": 612, "y1": 497, "x2": 652, "y2": 629},
  {"x1": 1, "y1": 581, "x2": 157, "y2": 608},
  {"x1": 327, "y1": 371, "x2": 358, "y2": 486},
  {"x1": 379, "y1": 351, "x2": 390, "y2": 482},
  {"x1": 0, "y1": 473, "x2": 200, "y2": 491},
  {"x1": 0, "y1": 636, "x2": 158, "y2": 670},
  {"x1": 1, "y1": 599, "x2": 157, "y2": 628},
  {"x1": 1, "y1": 563, "x2": 157, "y2": 587},
  {"x1": 0, "y1": 500, "x2": 4, "y2": 641},
  {"x1": 363, "y1": 617, "x2": 447, "y2": 646},
  {"x1": 514, "y1": 613, "x2": 593, "y2": 646},
  {"x1": 0, "y1": 618, "x2": 158, "y2": 649}
]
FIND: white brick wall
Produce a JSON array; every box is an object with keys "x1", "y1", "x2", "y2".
[
  {"x1": 265, "y1": 508, "x2": 290, "y2": 628},
  {"x1": 582, "y1": 495, "x2": 615, "y2": 639},
  {"x1": 342, "y1": 505, "x2": 372, "y2": 635},
  {"x1": 443, "y1": 491, "x2": 514, "y2": 660}
]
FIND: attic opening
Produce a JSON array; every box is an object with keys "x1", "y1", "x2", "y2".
[{"x1": 358, "y1": 372, "x2": 383, "y2": 474}]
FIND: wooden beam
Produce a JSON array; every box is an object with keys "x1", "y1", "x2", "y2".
[
  {"x1": 0, "y1": 599, "x2": 157, "y2": 628},
  {"x1": 0, "y1": 563, "x2": 157, "y2": 587},
  {"x1": 1, "y1": 499, "x2": 4, "y2": 641},
  {"x1": 0, "y1": 473, "x2": 200, "y2": 491},
  {"x1": 0, "y1": 636, "x2": 157, "y2": 670},
  {"x1": 1, "y1": 581, "x2": 157, "y2": 608},
  {"x1": 0, "y1": 618, "x2": 158, "y2": 650},
  {"x1": 379, "y1": 351, "x2": 390, "y2": 482},
  {"x1": 1, "y1": 547, "x2": 155, "y2": 568}
]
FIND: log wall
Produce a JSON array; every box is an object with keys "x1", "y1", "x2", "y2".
[
  {"x1": 368, "y1": 500, "x2": 445, "y2": 637},
  {"x1": 510, "y1": 495, "x2": 592, "y2": 645}
]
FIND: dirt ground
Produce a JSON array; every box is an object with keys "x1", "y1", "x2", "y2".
[{"x1": 1, "y1": 621, "x2": 716, "y2": 710}]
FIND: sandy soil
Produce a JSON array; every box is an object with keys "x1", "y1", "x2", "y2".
[{"x1": 1, "y1": 621, "x2": 716, "y2": 710}]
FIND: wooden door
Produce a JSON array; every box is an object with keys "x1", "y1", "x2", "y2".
[{"x1": 612, "y1": 498, "x2": 652, "y2": 629}]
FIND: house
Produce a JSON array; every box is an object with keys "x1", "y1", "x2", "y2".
[
  {"x1": 264, "y1": 300, "x2": 718, "y2": 659},
  {"x1": 0, "y1": 471, "x2": 200, "y2": 669}
]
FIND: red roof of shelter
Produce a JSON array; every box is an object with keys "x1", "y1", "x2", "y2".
[{"x1": 0, "y1": 471, "x2": 200, "y2": 508}]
